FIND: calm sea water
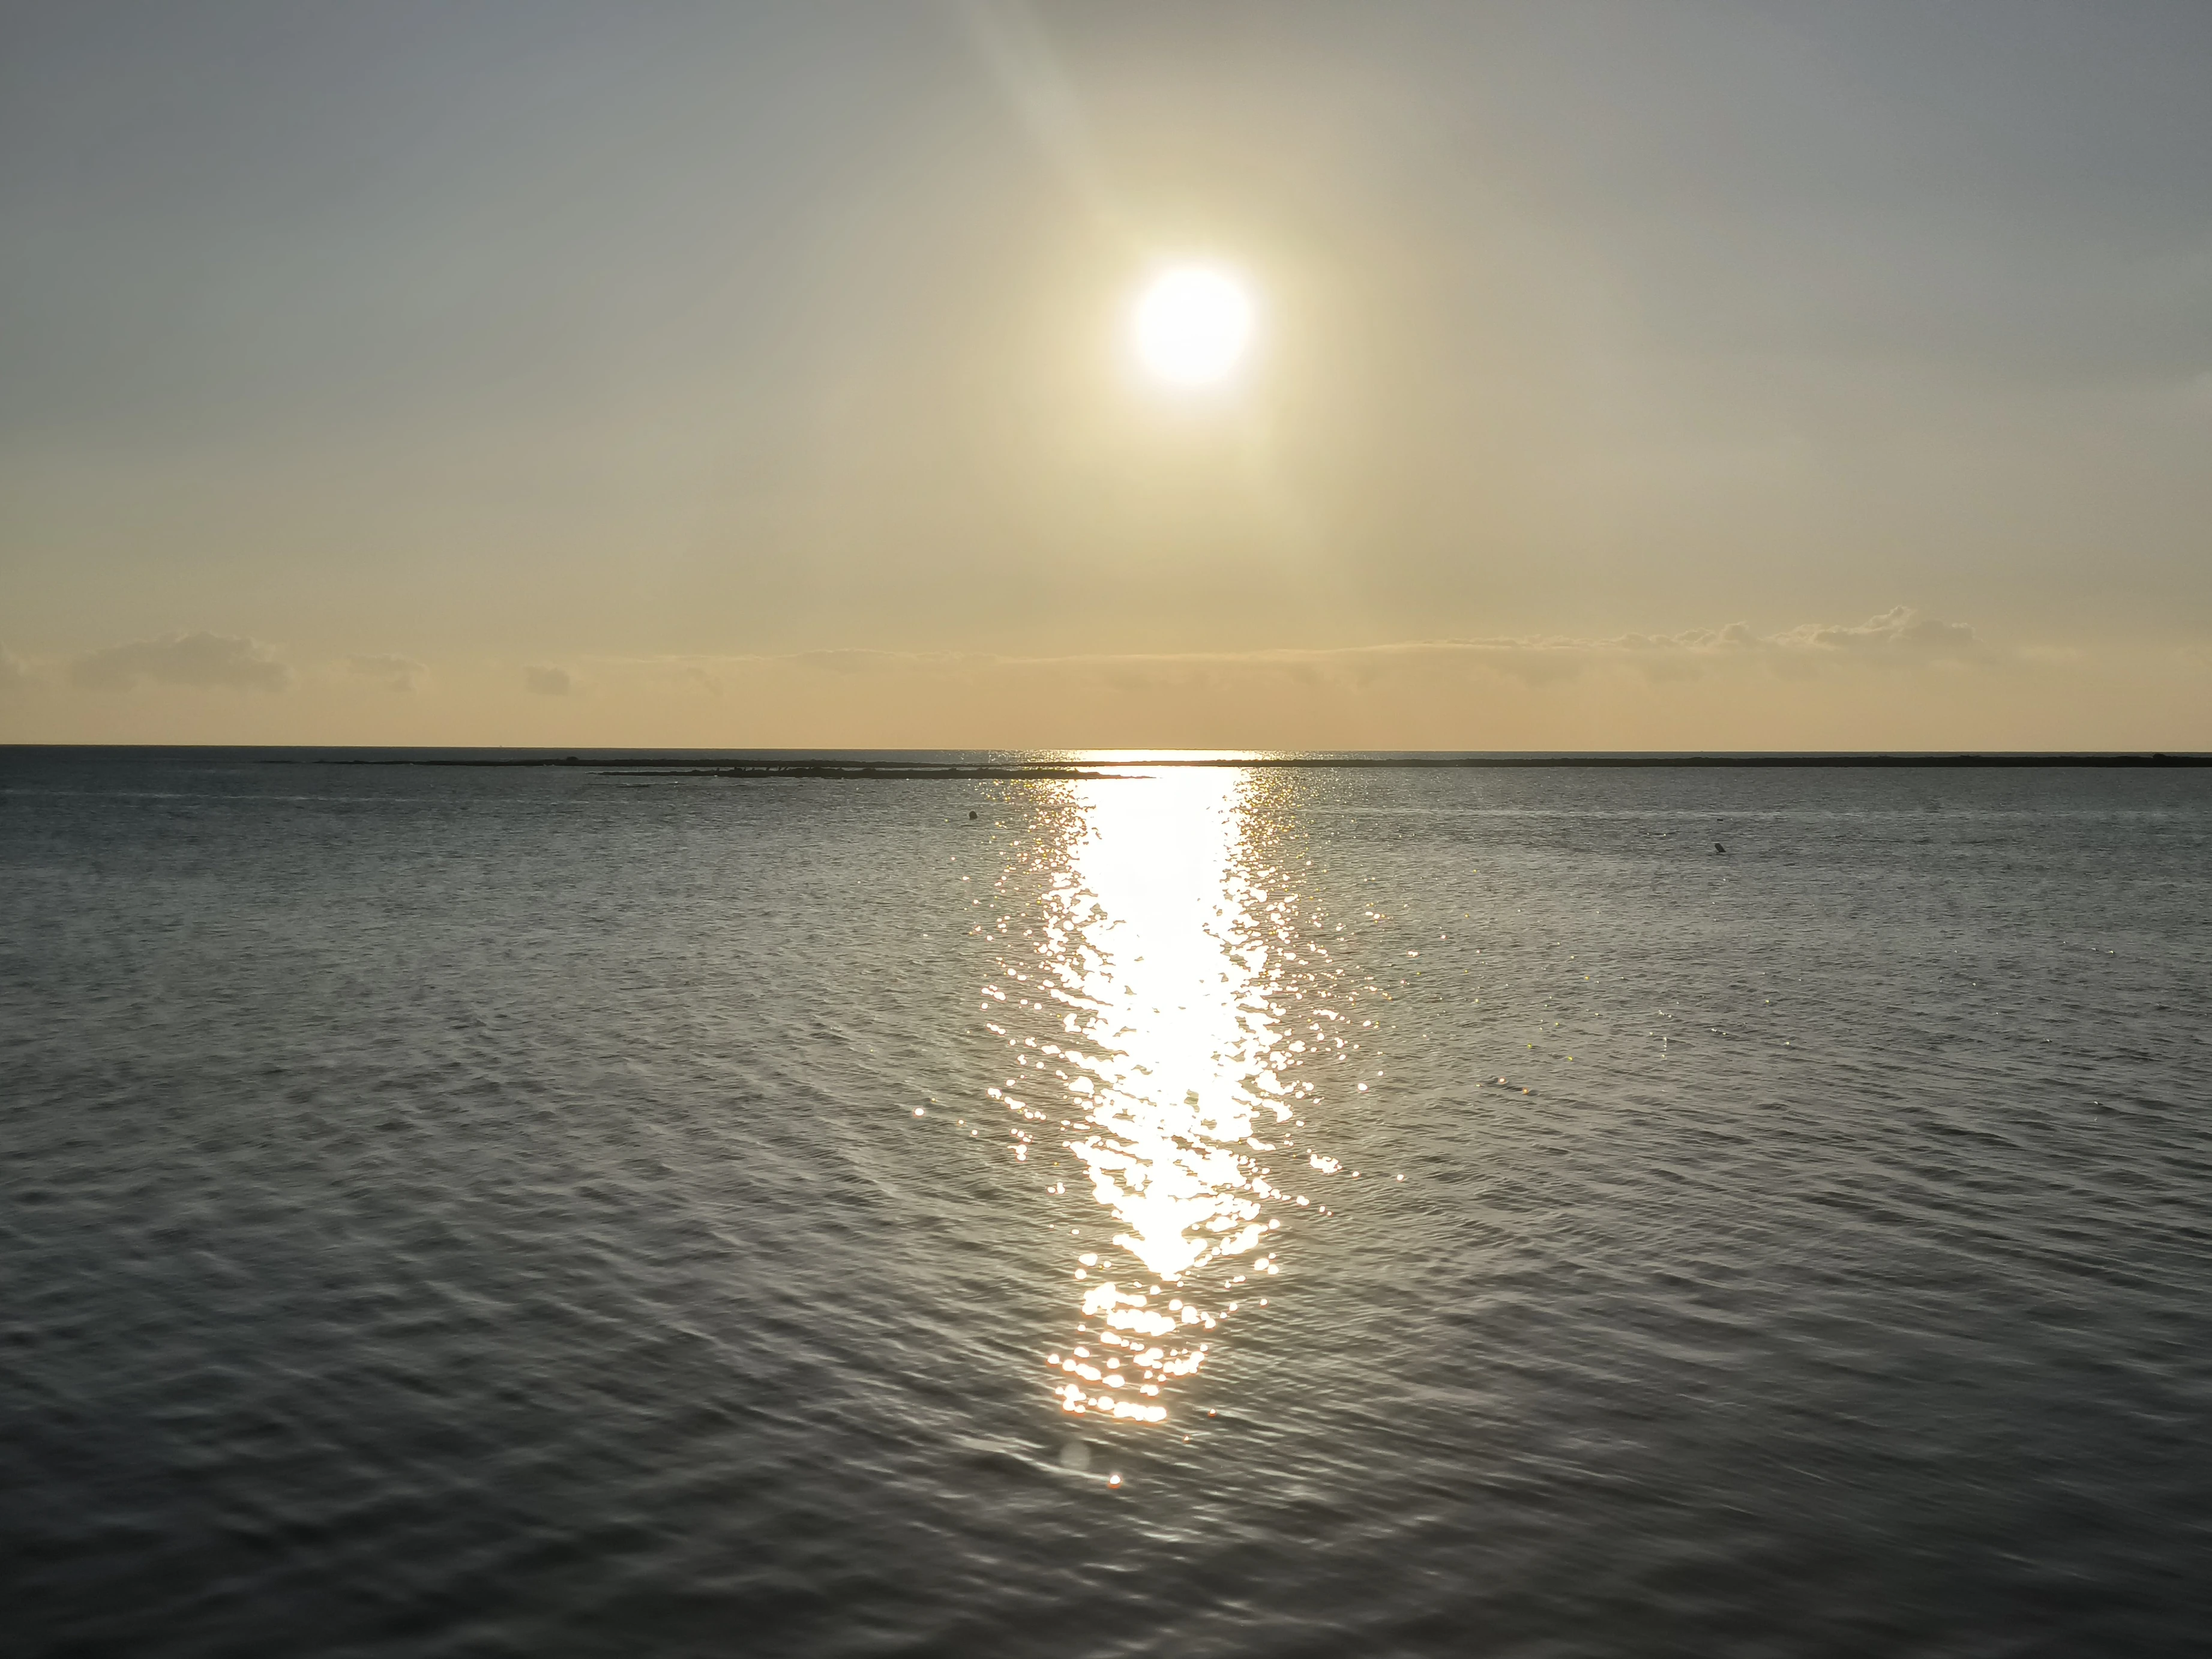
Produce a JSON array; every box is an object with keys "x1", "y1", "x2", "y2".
[{"x1": 4, "y1": 750, "x2": 2209, "y2": 1657}]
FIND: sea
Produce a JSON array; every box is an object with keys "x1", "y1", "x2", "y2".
[{"x1": 4, "y1": 748, "x2": 2208, "y2": 1658}]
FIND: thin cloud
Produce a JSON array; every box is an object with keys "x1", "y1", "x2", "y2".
[
  {"x1": 1772, "y1": 607, "x2": 1979, "y2": 655},
  {"x1": 1003, "y1": 607, "x2": 1979, "y2": 680},
  {"x1": 524, "y1": 664, "x2": 575, "y2": 696},
  {"x1": 1423, "y1": 607, "x2": 1975, "y2": 664},
  {"x1": 346, "y1": 653, "x2": 425, "y2": 691},
  {"x1": 0, "y1": 646, "x2": 28, "y2": 694},
  {"x1": 609, "y1": 609, "x2": 1982, "y2": 690},
  {"x1": 70, "y1": 631, "x2": 289, "y2": 692}
]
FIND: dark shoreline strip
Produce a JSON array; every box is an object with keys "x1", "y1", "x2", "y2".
[
  {"x1": 297, "y1": 753, "x2": 2212, "y2": 772},
  {"x1": 611, "y1": 765, "x2": 1128, "y2": 781}
]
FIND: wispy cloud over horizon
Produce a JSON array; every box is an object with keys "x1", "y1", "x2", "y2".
[
  {"x1": 1770, "y1": 607, "x2": 1979, "y2": 656},
  {"x1": 69, "y1": 633, "x2": 290, "y2": 693},
  {"x1": 487, "y1": 604, "x2": 2187, "y2": 751},
  {"x1": 6, "y1": 609, "x2": 2199, "y2": 750},
  {"x1": 346, "y1": 654, "x2": 427, "y2": 692},
  {"x1": 621, "y1": 607, "x2": 1985, "y2": 687}
]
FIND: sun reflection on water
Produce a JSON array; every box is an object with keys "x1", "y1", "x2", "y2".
[{"x1": 982, "y1": 768, "x2": 1354, "y2": 1428}]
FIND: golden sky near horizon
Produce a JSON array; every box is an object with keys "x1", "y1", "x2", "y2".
[{"x1": 2, "y1": 2, "x2": 2210, "y2": 747}]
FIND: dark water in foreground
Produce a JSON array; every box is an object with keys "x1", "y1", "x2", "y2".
[{"x1": 4, "y1": 750, "x2": 2209, "y2": 1658}]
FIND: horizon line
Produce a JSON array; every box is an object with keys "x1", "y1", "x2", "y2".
[{"x1": 5, "y1": 746, "x2": 2209, "y2": 771}]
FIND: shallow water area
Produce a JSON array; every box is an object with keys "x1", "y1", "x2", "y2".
[{"x1": 4, "y1": 749, "x2": 2210, "y2": 1657}]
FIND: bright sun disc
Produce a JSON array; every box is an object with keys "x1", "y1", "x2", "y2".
[{"x1": 1133, "y1": 265, "x2": 1254, "y2": 387}]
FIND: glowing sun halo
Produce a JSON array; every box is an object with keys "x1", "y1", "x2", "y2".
[{"x1": 1132, "y1": 265, "x2": 1255, "y2": 388}]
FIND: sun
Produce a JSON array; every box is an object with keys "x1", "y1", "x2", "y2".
[{"x1": 1131, "y1": 264, "x2": 1255, "y2": 388}]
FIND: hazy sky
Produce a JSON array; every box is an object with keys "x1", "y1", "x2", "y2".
[{"x1": 4, "y1": 1, "x2": 2208, "y2": 746}]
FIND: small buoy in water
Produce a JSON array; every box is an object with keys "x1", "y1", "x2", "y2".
[
  {"x1": 1715, "y1": 842, "x2": 1726, "y2": 854},
  {"x1": 969, "y1": 810, "x2": 978, "y2": 819}
]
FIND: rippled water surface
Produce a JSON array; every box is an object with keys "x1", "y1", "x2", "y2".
[{"x1": 5, "y1": 750, "x2": 2210, "y2": 1657}]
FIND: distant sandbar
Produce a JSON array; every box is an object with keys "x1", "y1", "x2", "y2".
[{"x1": 300, "y1": 752, "x2": 2211, "y2": 776}]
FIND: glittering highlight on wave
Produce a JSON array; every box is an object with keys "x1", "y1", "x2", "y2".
[{"x1": 978, "y1": 769, "x2": 1372, "y2": 1426}]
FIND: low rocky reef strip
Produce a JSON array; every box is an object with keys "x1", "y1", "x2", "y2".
[{"x1": 610, "y1": 763, "x2": 1126, "y2": 780}]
